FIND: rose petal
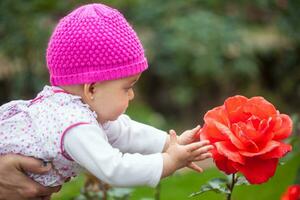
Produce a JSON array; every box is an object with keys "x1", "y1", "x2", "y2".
[
  {"x1": 273, "y1": 114, "x2": 293, "y2": 140},
  {"x1": 243, "y1": 97, "x2": 277, "y2": 120},
  {"x1": 214, "y1": 121, "x2": 245, "y2": 150},
  {"x1": 232, "y1": 123, "x2": 259, "y2": 152},
  {"x1": 254, "y1": 117, "x2": 275, "y2": 146},
  {"x1": 247, "y1": 115, "x2": 261, "y2": 130},
  {"x1": 199, "y1": 125, "x2": 227, "y2": 143},
  {"x1": 205, "y1": 106, "x2": 231, "y2": 127},
  {"x1": 200, "y1": 107, "x2": 230, "y2": 142},
  {"x1": 281, "y1": 185, "x2": 300, "y2": 200},
  {"x1": 236, "y1": 121, "x2": 258, "y2": 140},
  {"x1": 215, "y1": 141, "x2": 245, "y2": 164},
  {"x1": 224, "y1": 95, "x2": 250, "y2": 123},
  {"x1": 260, "y1": 142, "x2": 292, "y2": 159},
  {"x1": 239, "y1": 141, "x2": 280, "y2": 157},
  {"x1": 236, "y1": 157, "x2": 278, "y2": 184},
  {"x1": 212, "y1": 149, "x2": 238, "y2": 174}
]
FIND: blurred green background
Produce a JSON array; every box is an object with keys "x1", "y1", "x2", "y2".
[{"x1": 0, "y1": 0, "x2": 300, "y2": 199}]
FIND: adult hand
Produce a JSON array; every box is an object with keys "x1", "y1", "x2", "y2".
[{"x1": 0, "y1": 154, "x2": 61, "y2": 200}]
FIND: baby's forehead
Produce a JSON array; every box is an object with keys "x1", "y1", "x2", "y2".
[
  {"x1": 123, "y1": 74, "x2": 141, "y2": 82},
  {"x1": 104, "y1": 73, "x2": 141, "y2": 86}
]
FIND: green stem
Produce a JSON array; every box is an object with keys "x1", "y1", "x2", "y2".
[{"x1": 227, "y1": 173, "x2": 236, "y2": 200}]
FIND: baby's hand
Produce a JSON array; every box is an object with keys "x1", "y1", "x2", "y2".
[
  {"x1": 178, "y1": 125, "x2": 201, "y2": 145},
  {"x1": 161, "y1": 130, "x2": 213, "y2": 178}
]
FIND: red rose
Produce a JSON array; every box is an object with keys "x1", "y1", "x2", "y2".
[
  {"x1": 281, "y1": 185, "x2": 300, "y2": 200},
  {"x1": 197, "y1": 95, "x2": 292, "y2": 184}
]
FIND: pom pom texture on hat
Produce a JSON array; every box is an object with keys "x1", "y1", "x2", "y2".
[{"x1": 46, "y1": 3, "x2": 148, "y2": 86}]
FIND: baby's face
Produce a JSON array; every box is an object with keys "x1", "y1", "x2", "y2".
[{"x1": 91, "y1": 73, "x2": 141, "y2": 123}]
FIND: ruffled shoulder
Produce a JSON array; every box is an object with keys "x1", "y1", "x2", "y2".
[{"x1": 39, "y1": 85, "x2": 98, "y2": 119}]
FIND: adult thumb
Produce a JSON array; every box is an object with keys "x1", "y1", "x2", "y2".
[{"x1": 16, "y1": 155, "x2": 52, "y2": 174}]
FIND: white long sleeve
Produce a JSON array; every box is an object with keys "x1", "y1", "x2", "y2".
[
  {"x1": 63, "y1": 124, "x2": 163, "y2": 187},
  {"x1": 103, "y1": 115, "x2": 167, "y2": 154}
]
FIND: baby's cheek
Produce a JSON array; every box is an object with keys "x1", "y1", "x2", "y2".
[
  {"x1": 113, "y1": 102, "x2": 127, "y2": 116},
  {"x1": 120, "y1": 103, "x2": 129, "y2": 114}
]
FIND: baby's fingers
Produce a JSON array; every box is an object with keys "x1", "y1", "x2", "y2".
[
  {"x1": 193, "y1": 152, "x2": 213, "y2": 161},
  {"x1": 187, "y1": 162, "x2": 203, "y2": 173},
  {"x1": 192, "y1": 145, "x2": 214, "y2": 156},
  {"x1": 169, "y1": 129, "x2": 178, "y2": 145},
  {"x1": 186, "y1": 140, "x2": 211, "y2": 152},
  {"x1": 190, "y1": 125, "x2": 201, "y2": 135}
]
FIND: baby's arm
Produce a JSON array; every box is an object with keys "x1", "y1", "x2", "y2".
[
  {"x1": 63, "y1": 122, "x2": 212, "y2": 187},
  {"x1": 64, "y1": 124, "x2": 163, "y2": 187},
  {"x1": 103, "y1": 115, "x2": 167, "y2": 154}
]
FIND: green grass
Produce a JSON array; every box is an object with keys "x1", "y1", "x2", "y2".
[
  {"x1": 53, "y1": 155, "x2": 300, "y2": 200},
  {"x1": 52, "y1": 175, "x2": 85, "y2": 200}
]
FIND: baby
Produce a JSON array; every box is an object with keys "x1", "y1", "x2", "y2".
[{"x1": 0, "y1": 3, "x2": 213, "y2": 187}]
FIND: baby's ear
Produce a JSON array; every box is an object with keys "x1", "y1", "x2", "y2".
[{"x1": 83, "y1": 83, "x2": 95, "y2": 100}]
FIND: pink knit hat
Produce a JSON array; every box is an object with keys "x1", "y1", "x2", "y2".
[{"x1": 46, "y1": 3, "x2": 148, "y2": 86}]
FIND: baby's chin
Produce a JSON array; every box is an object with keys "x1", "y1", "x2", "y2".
[
  {"x1": 101, "y1": 109, "x2": 127, "y2": 122},
  {"x1": 108, "y1": 113, "x2": 124, "y2": 122}
]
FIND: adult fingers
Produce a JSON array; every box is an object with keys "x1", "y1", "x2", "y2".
[
  {"x1": 187, "y1": 162, "x2": 203, "y2": 173},
  {"x1": 16, "y1": 155, "x2": 51, "y2": 174},
  {"x1": 23, "y1": 177, "x2": 61, "y2": 198},
  {"x1": 22, "y1": 180, "x2": 61, "y2": 198},
  {"x1": 35, "y1": 185, "x2": 61, "y2": 197},
  {"x1": 41, "y1": 195, "x2": 52, "y2": 200}
]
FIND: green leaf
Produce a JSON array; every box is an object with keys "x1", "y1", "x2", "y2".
[
  {"x1": 235, "y1": 176, "x2": 250, "y2": 186},
  {"x1": 189, "y1": 177, "x2": 230, "y2": 197},
  {"x1": 189, "y1": 184, "x2": 213, "y2": 197}
]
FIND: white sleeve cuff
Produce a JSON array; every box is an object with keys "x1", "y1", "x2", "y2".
[{"x1": 146, "y1": 153, "x2": 163, "y2": 187}]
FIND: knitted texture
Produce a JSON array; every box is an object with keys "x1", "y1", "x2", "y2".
[{"x1": 46, "y1": 3, "x2": 148, "y2": 86}]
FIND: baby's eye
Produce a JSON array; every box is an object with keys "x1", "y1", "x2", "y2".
[{"x1": 124, "y1": 86, "x2": 133, "y2": 91}]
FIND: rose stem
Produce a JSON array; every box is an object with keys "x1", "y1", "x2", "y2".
[{"x1": 227, "y1": 173, "x2": 236, "y2": 200}]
